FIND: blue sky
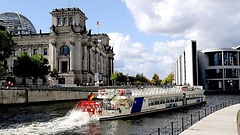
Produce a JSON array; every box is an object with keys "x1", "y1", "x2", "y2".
[{"x1": 1, "y1": 0, "x2": 240, "y2": 79}]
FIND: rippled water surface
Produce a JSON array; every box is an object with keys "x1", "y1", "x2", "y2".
[{"x1": 0, "y1": 95, "x2": 239, "y2": 135}]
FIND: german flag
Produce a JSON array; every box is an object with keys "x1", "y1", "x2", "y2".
[{"x1": 88, "y1": 92, "x2": 94, "y2": 100}]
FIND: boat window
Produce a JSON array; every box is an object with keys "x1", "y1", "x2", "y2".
[
  {"x1": 166, "y1": 98, "x2": 169, "y2": 103},
  {"x1": 163, "y1": 98, "x2": 166, "y2": 104},
  {"x1": 151, "y1": 99, "x2": 155, "y2": 106},
  {"x1": 170, "y1": 97, "x2": 174, "y2": 103},
  {"x1": 148, "y1": 99, "x2": 152, "y2": 106},
  {"x1": 161, "y1": 98, "x2": 165, "y2": 104}
]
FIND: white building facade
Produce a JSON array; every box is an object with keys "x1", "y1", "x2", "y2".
[
  {"x1": 172, "y1": 40, "x2": 240, "y2": 91},
  {"x1": 172, "y1": 40, "x2": 198, "y2": 86},
  {"x1": 5, "y1": 7, "x2": 114, "y2": 86}
]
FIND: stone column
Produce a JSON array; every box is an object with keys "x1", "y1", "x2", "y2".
[
  {"x1": 70, "y1": 47, "x2": 74, "y2": 71},
  {"x1": 96, "y1": 51, "x2": 99, "y2": 73},
  {"x1": 83, "y1": 45, "x2": 87, "y2": 70}
]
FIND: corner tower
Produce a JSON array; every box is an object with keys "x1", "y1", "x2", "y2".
[{"x1": 50, "y1": 7, "x2": 87, "y2": 33}]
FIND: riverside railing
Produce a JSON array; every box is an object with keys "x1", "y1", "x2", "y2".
[{"x1": 148, "y1": 99, "x2": 240, "y2": 135}]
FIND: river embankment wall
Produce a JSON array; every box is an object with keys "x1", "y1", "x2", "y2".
[
  {"x1": 0, "y1": 87, "x2": 101, "y2": 104},
  {"x1": 0, "y1": 86, "x2": 135, "y2": 105}
]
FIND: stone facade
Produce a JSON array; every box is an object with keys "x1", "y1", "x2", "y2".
[{"x1": 7, "y1": 7, "x2": 114, "y2": 86}]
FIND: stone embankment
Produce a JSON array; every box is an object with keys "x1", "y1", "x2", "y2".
[
  {"x1": 0, "y1": 86, "x2": 100, "y2": 104},
  {"x1": 0, "y1": 86, "x2": 135, "y2": 104}
]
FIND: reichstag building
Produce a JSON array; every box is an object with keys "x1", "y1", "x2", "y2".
[{"x1": 0, "y1": 7, "x2": 115, "y2": 86}]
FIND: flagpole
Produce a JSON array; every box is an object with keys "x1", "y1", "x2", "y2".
[{"x1": 97, "y1": 21, "x2": 100, "y2": 34}]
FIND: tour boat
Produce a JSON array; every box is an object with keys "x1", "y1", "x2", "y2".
[{"x1": 74, "y1": 86, "x2": 206, "y2": 121}]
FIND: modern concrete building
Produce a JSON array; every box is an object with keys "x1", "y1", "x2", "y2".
[
  {"x1": 0, "y1": 7, "x2": 114, "y2": 86},
  {"x1": 172, "y1": 40, "x2": 198, "y2": 86},
  {"x1": 172, "y1": 40, "x2": 240, "y2": 91},
  {"x1": 198, "y1": 47, "x2": 240, "y2": 90}
]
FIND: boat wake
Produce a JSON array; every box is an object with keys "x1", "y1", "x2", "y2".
[{"x1": 0, "y1": 109, "x2": 98, "y2": 135}]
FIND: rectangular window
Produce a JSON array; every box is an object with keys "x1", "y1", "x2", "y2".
[
  {"x1": 205, "y1": 69, "x2": 223, "y2": 79},
  {"x1": 13, "y1": 50, "x2": 18, "y2": 56},
  {"x1": 43, "y1": 48, "x2": 47, "y2": 55},
  {"x1": 208, "y1": 52, "x2": 222, "y2": 66},
  {"x1": 33, "y1": 49, "x2": 38, "y2": 55},
  {"x1": 223, "y1": 52, "x2": 237, "y2": 66},
  {"x1": 225, "y1": 69, "x2": 238, "y2": 78}
]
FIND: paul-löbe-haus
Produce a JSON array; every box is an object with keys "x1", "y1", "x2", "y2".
[
  {"x1": 0, "y1": 7, "x2": 114, "y2": 86},
  {"x1": 172, "y1": 40, "x2": 240, "y2": 91}
]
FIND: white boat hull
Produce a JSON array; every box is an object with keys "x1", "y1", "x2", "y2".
[{"x1": 76, "y1": 86, "x2": 206, "y2": 121}]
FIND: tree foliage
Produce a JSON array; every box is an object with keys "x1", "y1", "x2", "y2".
[
  {"x1": 31, "y1": 54, "x2": 50, "y2": 79},
  {"x1": 110, "y1": 72, "x2": 151, "y2": 85},
  {"x1": 136, "y1": 73, "x2": 148, "y2": 85},
  {"x1": 151, "y1": 73, "x2": 161, "y2": 85},
  {"x1": 161, "y1": 72, "x2": 174, "y2": 85},
  {"x1": 0, "y1": 61, "x2": 7, "y2": 78},
  {"x1": 50, "y1": 67, "x2": 59, "y2": 79},
  {"x1": 110, "y1": 72, "x2": 126, "y2": 85},
  {"x1": 0, "y1": 27, "x2": 16, "y2": 61},
  {"x1": 13, "y1": 52, "x2": 50, "y2": 79},
  {"x1": 0, "y1": 25, "x2": 16, "y2": 78},
  {"x1": 13, "y1": 52, "x2": 32, "y2": 78}
]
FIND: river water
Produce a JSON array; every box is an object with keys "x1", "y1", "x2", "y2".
[{"x1": 0, "y1": 95, "x2": 239, "y2": 135}]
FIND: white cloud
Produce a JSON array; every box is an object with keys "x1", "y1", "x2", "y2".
[
  {"x1": 108, "y1": 33, "x2": 190, "y2": 79},
  {"x1": 122, "y1": 0, "x2": 240, "y2": 49},
  {"x1": 109, "y1": 0, "x2": 240, "y2": 80}
]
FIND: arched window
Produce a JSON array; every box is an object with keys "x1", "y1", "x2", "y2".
[
  {"x1": 63, "y1": 17, "x2": 67, "y2": 25},
  {"x1": 57, "y1": 17, "x2": 61, "y2": 26},
  {"x1": 60, "y1": 45, "x2": 70, "y2": 55},
  {"x1": 69, "y1": 17, "x2": 73, "y2": 25}
]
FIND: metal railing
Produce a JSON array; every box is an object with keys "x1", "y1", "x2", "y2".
[{"x1": 148, "y1": 99, "x2": 240, "y2": 135}]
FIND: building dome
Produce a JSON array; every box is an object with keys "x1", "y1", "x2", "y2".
[{"x1": 0, "y1": 12, "x2": 37, "y2": 35}]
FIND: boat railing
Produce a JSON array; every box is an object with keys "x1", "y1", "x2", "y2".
[
  {"x1": 98, "y1": 86, "x2": 204, "y2": 98},
  {"x1": 131, "y1": 86, "x2": 203, "y2": 96},
  {"x1": 131, "y1": 87, "x2": 183, "y2": 96}
]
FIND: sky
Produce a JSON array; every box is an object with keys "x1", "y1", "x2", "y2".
[{"x1": 1, "y1": 0, "x2": 240, "y2": 79}]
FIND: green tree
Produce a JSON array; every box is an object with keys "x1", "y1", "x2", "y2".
[
  {"x1": 13, "y1": 52, "x2": 33, "y2": 79},
  {"x1": 0, "y1": 27, "x2": 15, "y2": 62},
  {"x1": 136, "y1": 73, "x2": 148, "y2": 85},
  {"x1": 50, "y1": 67, "x2": 59, "y2": 79},
  {"x1": 31, "y1": 54, "x2": 50, "y2": 79},
  {"x1": 0, "y1": 24, "x2": 16, "y2": 78},
  {"x1": 0, "y1": 61, "x2": 6, "y2": 78},
  {"x1": 110, "y1": 72, "x2": 128, "y2": 85},
  {"x1": 13, "y1": 52, "x2": 50, "y2": 85},
  {"x1": 161, "y1": 72, "x2": 174, "y2": 85},
  {"x1": 151, "y1": 73, "x2": 161, "y2": 85}
]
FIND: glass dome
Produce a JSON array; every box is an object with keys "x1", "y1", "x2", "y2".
[{"x1": 0, "y1": 12, "x2": 37, "y2": 35}]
